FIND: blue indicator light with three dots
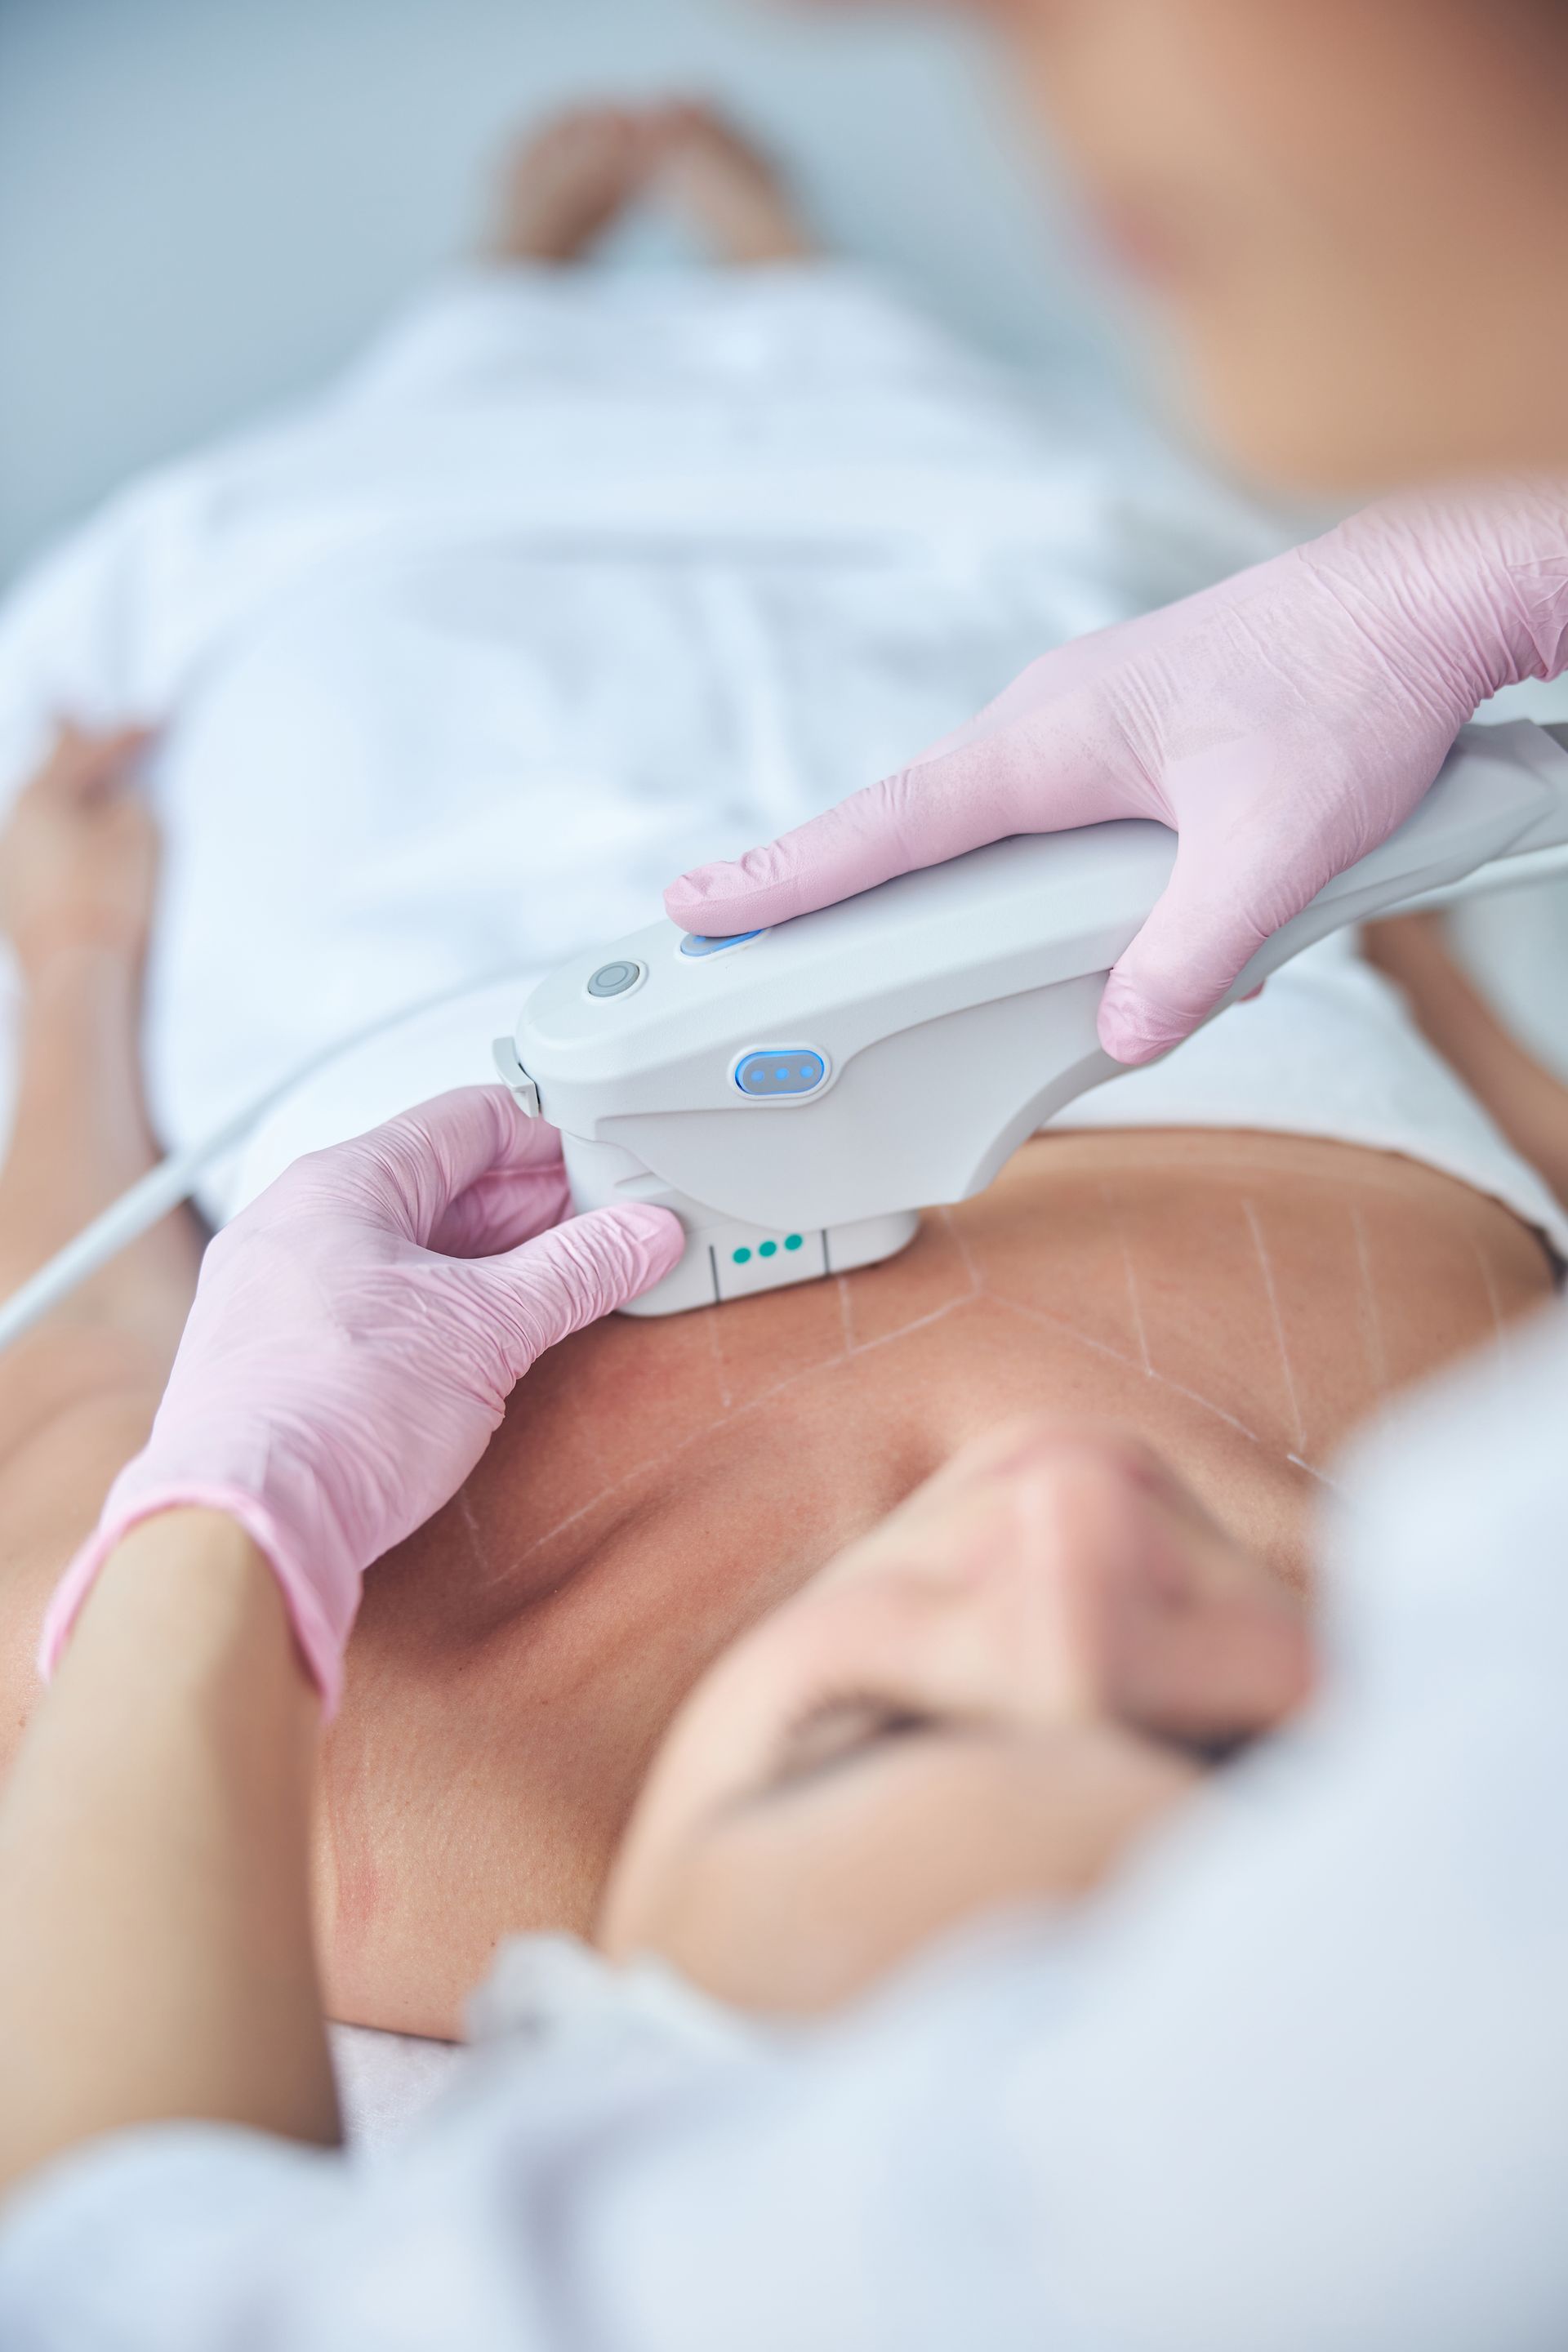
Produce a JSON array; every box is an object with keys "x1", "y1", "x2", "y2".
[{"x1": 734, "y1": 1049, "x2": 826, "y2": 1098}]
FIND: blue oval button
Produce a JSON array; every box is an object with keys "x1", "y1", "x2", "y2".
[
  {"x1": 734, "y1": 1049, "x2": 826, "y2": 1098},
  {"x1": 679, "y1": 929, "x2": 765, "y2": 959}
]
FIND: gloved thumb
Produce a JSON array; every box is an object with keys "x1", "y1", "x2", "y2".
[
  {"x1": 478, "y1": 1201, "x2": 684, "y2": 1371},
  {"x1": 1097, "y1": 849, "x2": 1285, "y2": 1065}
]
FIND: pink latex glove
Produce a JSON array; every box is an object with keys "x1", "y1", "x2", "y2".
[
  {"x1": 39, "y1": 1088, "x2": 682, "y2": 1713},
  {"x1": 668, "y1": 487, "x2": 1568, "y2": 1062}
]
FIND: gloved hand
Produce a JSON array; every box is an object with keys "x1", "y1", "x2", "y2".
[
  {"x1": 39, "y1": 1088, "x2": 682, "y2": 1712},
  {"x1": 667, "y1": 487, "x2": 1568, "y2": 1062}
]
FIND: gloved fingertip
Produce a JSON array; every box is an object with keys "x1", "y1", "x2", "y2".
[
  {"x1": 613, "y1": 1202, "x2": 687, "y2": 1284},
  {"x1": 664, "y1": 870, "x2": 719, "y2": 927},
  {"x1": 1098, "y1": 1028, "x2": 1169, "y2": 1069},
  {"x1": 1096, "y1": 984, "x2": 1187, "y2": 1067},
  {"x1": 664, "y1": 862, "x2": 785, "y2": 934}
]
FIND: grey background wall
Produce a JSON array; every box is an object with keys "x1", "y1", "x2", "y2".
[{"x1": 0, "y1": 0, "x2": 1136, "y2": 586}]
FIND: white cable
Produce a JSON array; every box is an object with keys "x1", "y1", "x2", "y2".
[{"x1": 0, "y1": 970, "x2": 523, "y2": 1355}]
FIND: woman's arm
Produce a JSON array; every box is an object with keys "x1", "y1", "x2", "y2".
[
  {"x1": 0, "y1": 730, "x2": 203, "y2": 1753},
  {"x1": 0, "y1": 1509, "x2": 333, "y2": 2194},
  {"x1": 0, "y1": 1084, "x2": 677, "y2": 2202},
  {"x1": 1363, "y1": 907, "x2": 1568, "y2": 1209},
  {"x1": 0, "y1": 725, "x2": 200, "y2": 1321}
]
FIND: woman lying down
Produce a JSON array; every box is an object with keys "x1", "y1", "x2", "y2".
[{"x1": 0, "y1": 106, "x2": 1566, "y2": 2115}]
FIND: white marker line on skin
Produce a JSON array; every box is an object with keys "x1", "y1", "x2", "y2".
[
  {"x1": 506, "y1": 1365, "x2": 823, "y2": 1570},
  {"x1": 1349, "y1": 1200, "x2": 1388, "y2": 1395},
  {"x1": 456, "y1": 1488, "x2": 487, "y2": 1570},
  {"x1": 706, "y1": 1309, "x2": 734, "y2": 1413},
  {"x1": 510, "y1": 1205, "x2": 1301, "y2": 1571},
  {"x1": 520, "y1": 1214, "x2": 992, "y2": 1565},
  {"x1": 938, "y1": 1206, "x2": 985, "y2": 1298},
  {"x1": 1286, "y1": 1452, "x2": 1340, "y2": 1494},
  {"x1": 991, "y1": 1293, "x2": 1263, "y2": 1447},
  {"x1": 841, "y1": 1294, "x2": 976, "y2": 1364},
  {"x1": 1244, "y1": 1196, "x2": 1306, "y2": 1454},
  {"x1": 508, "y1": 1286, "x2": 978, "y2": 1570},
  {"x1": 835, "y1": 1272, "x2": 857, "y2": 1355},
  {"x1": 511, "y1": 1486, "x2": 641, "y2": 1566},
  {"x1": 1101, "y1": 1183, "x2": 1152, "y2": 1376}
]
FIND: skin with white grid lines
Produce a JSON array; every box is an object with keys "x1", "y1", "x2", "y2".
[{"x1": 309, "y1": 1125, "x2": 1548, "y2": 2037}]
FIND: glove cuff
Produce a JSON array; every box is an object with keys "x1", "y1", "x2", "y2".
[{"x1": 38, "y1": 1486, "x2": 348, "y2": 1717}]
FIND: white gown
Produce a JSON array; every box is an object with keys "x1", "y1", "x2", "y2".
[
  {"x1": 0, "y1": 265, "x2": 1270, "y2": 1169},
  {"x1": 2, "y1": 261, "x2": 1555, "y2": 1251}
]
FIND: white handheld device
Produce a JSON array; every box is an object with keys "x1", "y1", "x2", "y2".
[
  {"x1": 2, "y1": 722, "x2": 1567, "y2": 1354},
  {"x1": 497, "y1": 720, "x2": 1568, "y2": 1316}
]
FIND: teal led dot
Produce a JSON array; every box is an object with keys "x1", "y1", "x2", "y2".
[
  {"x1": 784, "y1": 1233, "x2": 804, "y2": 1251},
  {"x1": 759, "y1": 1239, "x2": 778, "y2": 1259},
  {"x1": 732, "y1": 1247, "x2": 752, "y2": 1265}
]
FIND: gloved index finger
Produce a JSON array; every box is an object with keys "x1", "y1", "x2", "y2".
[
  {"x1": 664, "y1": 761, "x2": 991, "y2": 935},
  {"x1": 665, "y1": 715, "x2": 1118, "y2": 935}
]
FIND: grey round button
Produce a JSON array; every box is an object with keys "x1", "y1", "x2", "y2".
[{"x1": 586, "y1": 959, "x2": 644, "y2": 1000}]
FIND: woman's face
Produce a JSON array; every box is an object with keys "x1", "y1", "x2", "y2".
[
  {"x1": 599, "y1": 1416, "x2": 1311, "y2": 2011},
  {"x1": 996, "y1": 0, "x2": 1568, "y2": 491}
]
